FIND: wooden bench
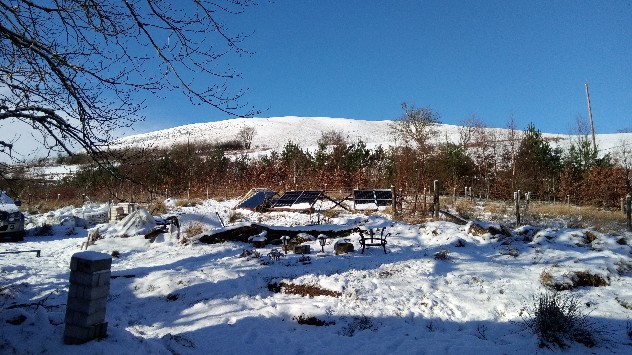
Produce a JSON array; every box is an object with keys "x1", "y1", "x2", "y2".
[{"x1": 357, "y1": 227, "x2": 389, "y2": 254}]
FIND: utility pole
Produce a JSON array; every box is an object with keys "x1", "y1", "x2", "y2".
[{"x1": 585, "y1": 83, "x2": 597, "y2": 151}]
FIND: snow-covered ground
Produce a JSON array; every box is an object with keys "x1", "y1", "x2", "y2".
[{"x1": 1, "y1": 198, "x2": 632, "y2": 354}]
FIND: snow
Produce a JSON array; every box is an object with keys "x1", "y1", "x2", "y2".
[
  {"x1": 111, "y1": 116, "x2": 632, "y2": 157},
  {"x1": 0, "y1": 191, "x2": 19, "y2": 213},
  {"x1": 1, "y1": 198, "x2": 632, "y2": 354},
  {"x1": 72, "y1": 251, "x2": 112, "y2": 262}
]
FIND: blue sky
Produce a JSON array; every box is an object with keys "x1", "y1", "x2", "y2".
[{"x1": 143, "y1": 0, "x2": 632, "y2": 134}]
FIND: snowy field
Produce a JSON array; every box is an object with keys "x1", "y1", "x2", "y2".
[{"x1": 1, "y1": 198, "x2": 632, "y2": 354}]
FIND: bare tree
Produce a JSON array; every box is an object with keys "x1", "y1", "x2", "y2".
[
  {"x1": 0, "y1": 0, "x2": 258, "y2": 168},
  {"x1": 237, "y1": 125, "x2": 256, "y2": 150},
  {"x1": 615, "y1": 137, "x2": 632, "y2": 193},
  {"x1": 389, "y1": 102, "x2": 440, "y2": 151}
]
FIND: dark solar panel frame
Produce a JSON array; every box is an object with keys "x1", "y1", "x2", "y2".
[
  {"x1": 271, "y1": 191, "x2": 322, "y2": 209},
  {"x1": 272, "y1": 191, "x2": 302, "y2": 207},
  {"x1": 354, "y1": 189, "x2": 393, "y2": 207},
  {"x1": 374, "y1": 190, "x2": 393, "y2": 206},
  {"x1": 237, "y1": 191, "x2": 276, "y2": 210}
]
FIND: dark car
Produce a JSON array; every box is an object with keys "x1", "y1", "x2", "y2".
[{"x1": 0, "y1": 191, "x2": 26, "y2": 242}]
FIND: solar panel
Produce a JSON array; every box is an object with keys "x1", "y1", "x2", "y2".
[
  {"x1": 374, "y1": 190, "x2": 393, "y2": 206},
  {"x1": 237, "y1": 191, "x2": 276, "y2": 209},
  {"x1": 273, "y1": 191, "x2": 302, "y2": 207},
  {"x1": 354, "y1": 189, "x2": 393, "y2": 207},
  {"x1": 295, "y1": 191, "x2": 321, "y2": 204},
  {"x1": 271, "y1": 191, "x2": 322, "y2": 209}
]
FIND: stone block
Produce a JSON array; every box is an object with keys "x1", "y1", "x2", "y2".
[
  {"x1": 66, "y1": 296, "x2": 107, "y2": 315},
  {"x1": 69, "y1": 283, "x2": 110, "y2": 300},
  {"x1": 65, "y1": 309, "x2": 106, "y2": 327},
  {"x1": 69, "y1": 269, "x2": 111, "y2": 287},
  {"x1": 70, "y1": 251, "x2": 112, "y2": 273},
  {"x1": 63, "y1": 322, "x2": 108, "y2": 345}
]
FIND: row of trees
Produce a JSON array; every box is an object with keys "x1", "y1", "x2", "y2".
[{"x1": 8, "y1": 103, "x2": 631, "y2": 209}]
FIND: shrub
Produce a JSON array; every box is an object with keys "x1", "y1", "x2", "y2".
[
  {"x1": 454, "y1": 198, "x2": 474, "y2": 219},
  {"x1": 341, "y1": 316, "x2": 374, "y2": 337},
  {"x1": 267, "y1": 282, "x2": 342, "y2": 298},
  {"x1": 148, "y1": 200, "x2": 167, "y2": 215},
  {"x1": 293, "y1": 314, "x2": 334, "y2": 326},
  {"x1": 181, "y1": 222, "x2": 204, "y2": 243},
  {"x1": 521, "y1": 291, "x2": 596, "y2": 348},
  {"x1": 434, "y1": 249, "x2": 449, "y2": 260}
]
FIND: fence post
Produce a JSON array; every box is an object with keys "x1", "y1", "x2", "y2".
[
  {"x1": 433, "y1": 180, "x2": 440, "y2": 218},
  {"x1": 627, "y1": 194, "x2": 631, "y2": 231},
  {"x1": 391, "y1": 185, "x2": 397, "y2": 217},
  {"x1": 423, "y1": 187, "x2": 427, "y2": 213},
  {"x1": 514, "y1": 190, "x2": 521, "y2": 227},
  {"x1": 524, "y1": 192, "x2": 530, "y2": 212},
  {"x1": 453, "y1": 187, "x2": 456, "y2": 203}
]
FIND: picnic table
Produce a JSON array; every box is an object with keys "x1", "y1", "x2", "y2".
[{"x1": 357, "y1": 226, "x2": 389, "y2": 254}]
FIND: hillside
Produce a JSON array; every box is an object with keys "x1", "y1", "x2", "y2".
[{"x1": 113, "y1": 116, "x2": 631, "y2": 155}]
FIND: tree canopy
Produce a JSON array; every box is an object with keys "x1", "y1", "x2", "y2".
[{"x1": 0, "y1": 0, "x2": 257, "y2": 166}]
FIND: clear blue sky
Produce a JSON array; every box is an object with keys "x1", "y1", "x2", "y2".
[{"x1": 143, "y1": 0, "x2": 632, "y2": 134}]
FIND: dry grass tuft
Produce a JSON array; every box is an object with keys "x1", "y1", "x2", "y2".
[
  {"x1": 176, "y1": 198, "x2": 201, "y2": 208},
  {"x1": 434, "y1": 249, "x2": 450, "y2": 260},
  {"x1": 540, "y1": 270, "x2": 555, "y2": 288},
  {"x1": 293, "y1": 314, "x2": 335, "y2": 326},
  {"x1": 180, "y1": 221, "x2": 204, "y2": 244},
  {"x1": 571, "y1": 271, "x2": 609, "y2": 287},
  {"x1": 147, "y1": 200, "x2": 167, "y2": 215},
  {"x1": 529, "y1": 203, "x2": 626, "y2": 232},
  {"x1": 454, "y1": 198, "x2": 475, "y2": 219},
  {"x1": 267, "y1": 282, "x2": 342, "y2": 298},
  {"x1": 521, "y1": 291, "x2": 596, "y2": 348},
  {"x1": 540, "y1": 269, "x2": 608, "y2": 290}
]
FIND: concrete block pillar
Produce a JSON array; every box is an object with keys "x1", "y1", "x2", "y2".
[{"x1": 64, "y1": 251, "x2": 112, "y2": 345}]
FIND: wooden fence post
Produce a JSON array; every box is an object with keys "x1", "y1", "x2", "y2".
[
  {"x1": 433, "y1": 180, "x2": 440, "y2": 218},
  {"x1": 453, "y1": 187, "x2": 456, "y2": 203},
  {"x1": 423, "y1": 187, "x2": 427, "y2": 213},
  {"x1": 514, "y1": 190, "x2": 521, "y2": 227},
  {"x1": 626, "y1": 194, "x2": 631, "y2": 231},
  {"x1": 391, "y1": 185, "x2": 397, "y2": 217},
  {"x1": 524, "y1": 192, "x2": 530, "y2": 212}
]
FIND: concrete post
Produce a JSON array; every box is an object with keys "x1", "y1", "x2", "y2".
[{"x1": 64, "y1": 251, "x2": 112, "y2": 345}]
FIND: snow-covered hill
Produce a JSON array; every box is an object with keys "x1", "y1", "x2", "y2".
[{"x1": 113, "y1": 116, "x2": 631, "y2": 157}]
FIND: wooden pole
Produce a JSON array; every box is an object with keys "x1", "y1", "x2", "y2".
[
  {"x1": 433, "y1": 180, "x2": 440, "y2": 218},
  {"x1": 585, "y1": 83, "x2": 597, "y2": 151},
  {"x1": 515, "y1": 190, "x2": 521, "y2": 227},
  {"x1": 626, "y1": 194, "x2": 631, "y2": 231},
  {"x1": 391, "y1": 185, "x2": 397, "y2": 217}
]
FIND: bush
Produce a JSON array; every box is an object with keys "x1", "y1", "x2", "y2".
[
  {"x1": 181, "y1": 222, "x2": 204, "y2": 244},
  {"x1": 148, "y1": 200, "x2": 167, "y2": 215},
  {"x1": 434, "y1": 249, "x2": 449, "y2": 260},
  {"x1": 521, "y1": 291, "x2": 596, "y2": 348}
]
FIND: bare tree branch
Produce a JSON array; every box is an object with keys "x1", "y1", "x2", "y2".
[{"x1": 0, "y1": 0, "x2": 258, "y2": 175}]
